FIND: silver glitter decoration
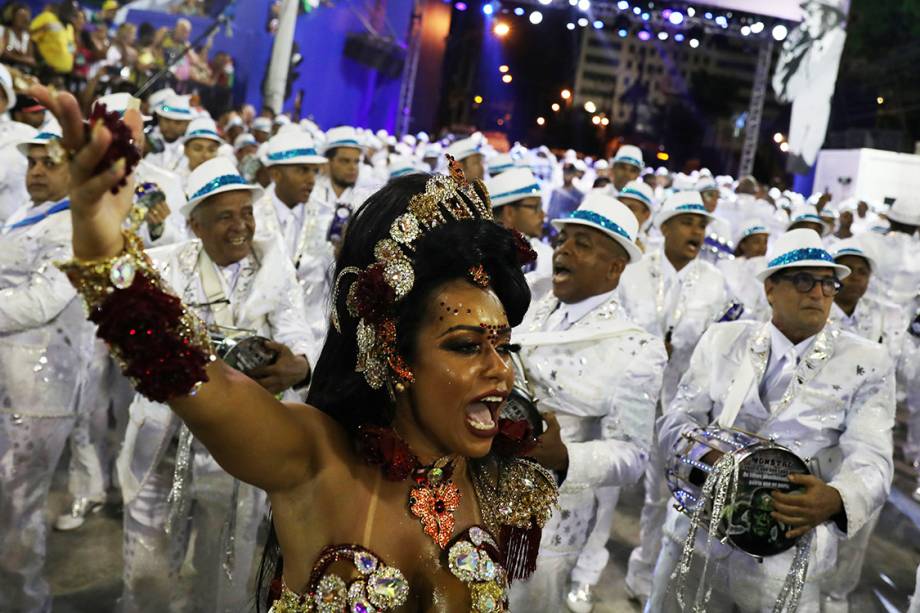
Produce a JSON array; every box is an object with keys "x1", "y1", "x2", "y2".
[
  {"x1": 771, "y1": 531, "x2": 814, "y2": 613},
  {"x1": 221, "y1": 479, "x2": 241, "y2": 581},
  {"x1": 165, "y1": 425, "x2": 194, "y2": 536}
]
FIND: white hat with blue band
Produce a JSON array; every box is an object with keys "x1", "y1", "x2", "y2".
[
  {"x1": 445, "y1": 135, "x2": 482, "y2": 162},
  {"x1": 485, "y1": 168, "x2": 543, "y2": 208},
  {"x1": 323, "y1": 126, "x2": 364, "y2": 155},
  {"x1": 787, "y1": 204, "x2": 829, "y2": 234},
  {"x1": 735, "y1": 218, "x2": 770, "y2": 246},
  {"x1": 182, "y1": 116, "x2": 224, "y2": 144},
  {"x1": 612, "y1": 144, "x2": 644, "y2": 169},
  {"x1": 388, "y1": 155, "x2": 418, "y2": 179},
  {"x1": 181, "y1": 157, "x2": 263, "y2": 217},
  {"x1": 155, "y1": 94, "x2": 194, "y2": 121},
  {"x1": 756, "y1": 228, "x2": 850, "y2": 282},
  {"x1": 264, "y1": 131, "x2": 327, "y2": 166},
  {"x1": 832, "y1": 238, "x2": 877, "y2": 271},
  {"x1": 16, "y1": 126, "x2": 61, "y2": 155},
  {"x1": 551, "y1": 192, "x2": 642, "y2": 263},
  {"x1": 655, "y1": 190, "x2": 716, "y2": 228},
  {"x1": 93, "y1": 92, "x2": 153, "y2": 121},
  {"x1": 617, "y1": 179, "x2": 656, "y2": 212},
  {"x1": 487, "y1": 152, "x2": 516, "y2": 176}
]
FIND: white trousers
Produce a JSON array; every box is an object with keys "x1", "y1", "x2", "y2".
[
  {"x1": 819, "y1": 511, "x2": 879, "y2": 604},
  {"x1": 0, "y1": 413, "x2": 75, "y2": 613},
  {"x1": 626, "y1": 438, "x2": 670, "y2": 598},
  {"x1": 570, "y1": 486, "x2": 620, "y2": 586}
]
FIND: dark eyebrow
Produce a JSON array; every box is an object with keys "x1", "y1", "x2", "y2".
[{"x1": 437, "y1": 324, "x2": 512, "y2": 338}]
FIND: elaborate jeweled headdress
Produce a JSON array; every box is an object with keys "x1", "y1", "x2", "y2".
[{"x1": 332, "y1": 157, "x2": 507, "y2": 391}]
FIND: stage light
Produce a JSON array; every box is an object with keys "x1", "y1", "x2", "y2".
[
  {"x1": 641, "y1": 12, "x2": 650, "y2": 20},
  {"x1": 561, "y1": 89, "x2": 572, "y2": 99},
  {"x1": 539, "y1": 0, "x2": 553, "y2": 5},
  {"x1": 740, "y1": 25, "x2": 751, "y2": 36},
  {"x1": 668, "y1": 11, "x2": 684, "y2": 25},
  {"x1": 530, "y1": 10, "x2": 543, "y2": 24},
  {"x1": 779, "y1": 142, "x2": 789, "y2": 152},
  {"x1": 502, "y1": 74, "x2": 513, "y2": 83},
  {"x1": 499, "y1": 64, "x2": 509, "y2": 73},
  {"x1": 566, "y1": 22, "x2": 575, "y2": 30},
  {"x1": 584, "y1": 100, "x2": 596, "y2": 113},
  {"x1": 493, "y1": 21, "x2": 510, "y2": 36},
  {"x1": 537, "y1": 116, "x2": 546, "y2": 126},
  {"x1": 552, "y1": 103, "x2": 560, "y2": 111},
  {"x1": 750, "y1": 21, "x2": 764, "y2": 34},
  {"x1": 686, "y1": 7, "x2": 695, "y2": 17},
  {"x1": 772, "y1": 24, "x2": 788, "y2": 41},
  {"x1": 497, "y1": 118, "x2": 504, "y2": 126},
  {"x1": 637, "y1": 30, "x2": 651, "y2": 41},
  {"x1": 591, "y1": 115, "x2": 601, "y2": 125},
  {"x1": 569, "y1": 0, "x2": 577, "y2": 5},
  {"x1": 633, "y1": 6, "x2": 641, "y2": 14},
  {"x1": 514, "y1": 7, "x2": 524, "y2": 15},
  {"x1": 577, "y1": 0, "x2": 590, "y2": 11},
  {"x1": 601, "y1": 117, "x2": 610, "y2": 126},
  {"x1": 474, "y1": 95, "x2": 483, "y2": 104},
  {"x1": 617, "y1": 0, "x2": 629, "y2": 9},
  {"x1": 454, "y1": 1, "x2": 467, "y2": 10},
  {"x1": 773, "y1": 132, "x2": 784, "y2": 143},
  {"x1": 674, "y1": 33, "x2": 685, "y2": 42},
  {"x1": 618, "y1": 28, "x2": 628, "y2": 37},
  {"x1": 689, "y1": 37, "x2": 699, "y2": 48},
  {"x1": 656, "y1": 151, "x2": 669, "y2": 161},
  {"x1": 877, "y1": 96, "x2": 885, "y2": 105},
  {"x1": 657, "y1": 31, "x2": 668, "y2": 40},
  {"x1": 593, "y1": 20, "x2": 603, "y2": 29},
  {"x1": 577, "y1": 17, "x2": 589, "y2": 27},
  {"x1": 482, "y1": 3, "x2": 493, "y2": 15},
  {"x1": 715, "y1": 15, "x2": 728, "y2": 28}
]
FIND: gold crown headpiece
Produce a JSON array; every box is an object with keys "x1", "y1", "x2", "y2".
[{"x1": 332, "y1": 156, "x2": 494, "y2": 390}]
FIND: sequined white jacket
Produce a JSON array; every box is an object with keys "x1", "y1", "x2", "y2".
[
  {"x1": 515, "y1": 292, "x2": 667, "y2": 492},
  {"x1": 0, "y1": 203, "x2": 93, "y2": 417},
  {"x1": 828, "y1": 296, "x2": 907, "y2": 363},
  {"x1": 618, "y1": 249, "x2": 731, "y2": 407},
  {"x1": 861, "y1": 231, "x2": 920, "y2": 307},
  {"x1": 116, "y1": 236, "x2": 317, "y2": 503},
  {"x1": 658, "y1": 320, "x2": 895, "y2": 570}
]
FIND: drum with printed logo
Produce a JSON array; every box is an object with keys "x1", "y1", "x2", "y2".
[
  {"x1": 666, "y1": 427, "x2": 810, "y2": 557},
  {"x1": 211, "y1": 333, "x2": 278, "y2": 376}
]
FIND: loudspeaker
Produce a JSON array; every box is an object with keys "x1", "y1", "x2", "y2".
[{"x1": 343, "y1": 32, "x2": 406, "y2": 79}]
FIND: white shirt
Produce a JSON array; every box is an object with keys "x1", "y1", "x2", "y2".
[
  {"x1": 544, "y1": 288, "x2": 618, "y2": 331},
  {"x1": 271, "y1": 189, "x2": 307, "y2": 257},
  {"x1": 760, "y1": 323, "x2": 817, "y2": 407}
]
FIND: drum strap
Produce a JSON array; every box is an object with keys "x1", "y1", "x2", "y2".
[
  {"x1": 198, "y1": 248, "x2": 235, "y2": 329},
  {"x1": 717, "y1": 352, "x2": 756, "y2": 429}
]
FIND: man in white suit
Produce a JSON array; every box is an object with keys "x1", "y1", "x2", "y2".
[
  {"x1": 648, "y1": 229, "x2": 894, "y2": 611},
  {"x1": 508, "y1": 193, "x2": 667, "y2": 612},
  {"x1": 117, "y1": 158, "x2": 317, "y2": 612}
]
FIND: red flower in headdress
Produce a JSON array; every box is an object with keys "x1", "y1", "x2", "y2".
[
  {"x1": 352, "y1": 263, "x2": 396, "y2": 324},
  {"x1": 510, "y1": 230, "x2": 538, "y2": 266}
]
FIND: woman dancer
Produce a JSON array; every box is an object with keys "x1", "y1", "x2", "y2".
[{"x1": 36, "y1": 87, "x2": 560, "y2": 612}]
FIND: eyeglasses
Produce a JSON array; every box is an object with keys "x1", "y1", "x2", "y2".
[
  {"x1": 511, "y1": 202, "x2": 543, "y2": 212},
  {"x1": 774, "y1": 272, "x2": 841, "y2": 296}
]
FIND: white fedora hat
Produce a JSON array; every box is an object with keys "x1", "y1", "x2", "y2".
[
  {"x1": 264, "y1": 130, "x2": 327, "y2": 166},
  {"x1": 735, "y1": 218, "x2": 771, "y2": 246},
  {"x1": 445, "y1": 135, "x2": 482, "y2": 162},
  {"x1": 885, "y1": 199, "x2": 920, "y2": 226},
  {"x1": 552, "y1": 192, "x2": 642, "y2": 263},
  {"x1": 388, "y1": 155, "x2": 418, "y2": 179},
  {"x1": 756, "y1": 228, "x2": 850, "y2": 282},
  {"x1": 323, "y1": 126, "x2": 364, "y2": 154},
  {"x1": 155, "y1": 94, "x2": 194, "y2": 121},
  {"x1": 612, "y1": 144, "x2": 644, "y2": 169},
  {"x1": 617, "y1": 179, "x2": 656, "y2": 213},
  {"x1": 655, "y1": 190, "x2": 716, "y2": 228},
  {"x1": 832, "y1": 238, "x2": 877, "y2": 271},
  {"x1": 252, "y1": 117, "x2": 272, "y2": 133},
  {"x1": 182, "y1": 116, "x2": 224, "y2": 144},
  {"x1": 181, "y1": 157, "x2": 262, "y2": 217},
  {"x1": 485, "y1": 167, "x2": 543, "y2": 208},
  {"x1": 16, "y1": 125, "x2": 61, "y2": 156},
  {"x1": 92, "y1": 92, "x2": 152, "y2": 121},
  {"x1": 0, "y1": 62, "x2": 17, "y2": 109},
  {"x1": 487, "y1": 152, "x2": 516, "y2": 176},
  {"x1": 787, "y1": 204, "x2": 829, "y2": 234}
]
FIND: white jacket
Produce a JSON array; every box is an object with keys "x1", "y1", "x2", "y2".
[
  {"x1": 860, "y1": 230, "x2": 920, "y2": 307},
  {"x1": 718, "y1": 255, "x2": 771, "y2": 322},
  {"x1": 515, "y1": 292, "x2": 667, "y2": 492}
]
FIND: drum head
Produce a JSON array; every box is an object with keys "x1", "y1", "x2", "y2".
[
  {"x1": 221, "y1": 336, "x2": 278, "y2": 375},
  {"x1": 724, "y1": 446, "x2": 810, "y2": 557},
  {"x1": 498, "y1": 389, "x2": 544, "y2": 437}
]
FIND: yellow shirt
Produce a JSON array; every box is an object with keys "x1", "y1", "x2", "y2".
[{"x1": 30, "y1": 11, "x2": 73, "y2": 73}]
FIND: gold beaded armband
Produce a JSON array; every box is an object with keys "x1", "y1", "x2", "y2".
[{"x1": 57, "y1": 230, "x2": 215, "y2": 402}]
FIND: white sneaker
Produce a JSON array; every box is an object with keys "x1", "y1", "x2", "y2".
[
  {"x1": 54, "y1": 497, "x2": 104, "y2": 531},
  {"x1": 565, "y1": 582, "x2": 595, "y2": 613}
]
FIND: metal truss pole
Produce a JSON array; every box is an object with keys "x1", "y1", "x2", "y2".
[{"x1": 738, "y1": 38, "x2": 774, "y2": 178}]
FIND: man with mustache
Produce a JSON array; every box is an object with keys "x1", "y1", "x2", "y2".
[
  {"x1": 116, "y1": 157, "x2": 318, "y2": 611},
  {"x1": 509, "y1": 193, "x2": 667, "y2": 612},
  {"x1": 648, "y1": 229, "x2": 894, "y2": 611},
  {"x1": 618, "y1": 190, "x2": 732, "y2": 604}
]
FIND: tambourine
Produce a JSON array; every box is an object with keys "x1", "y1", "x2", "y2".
[
  {"x1": 667, "y1": 427, "x2": 810, "y2": 558},
  {"x1": 210, "y1": 333, "x2": 278, "y2": 376}
]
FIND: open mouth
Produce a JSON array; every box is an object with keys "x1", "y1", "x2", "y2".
[
  {"x1": 553, "y1": 262, "x2": 572, "y2": 282},
  {"x1": 465, "y1": 395, "x2": 504, "y2": 437},
  {"x1": 686, "y1": 239, "x2": 701, "y2": 253},
  {"x1": 227, "y1": 237, "x2": 248, "y2": 246}
]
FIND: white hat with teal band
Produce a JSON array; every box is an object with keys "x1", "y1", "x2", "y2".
[
  {"x1": 155, "y1": 94, "x2": 194, "y2": 121},
  {"x1": 485, "y1": 168, "x2": 543, "y2": 208},
  {"x1": 655, "y1": 190, "x2": 716, "y2": 228},
  {"x1": 487, "y1": 152, "x2": 516, "y2": 176},
  {"x1": 612, "y1": 144, "x2": 644, "y2": 169},
  {"x1": 16, "y1": 126, "x2": 61, "y2": 155},
  {"x1": 181, "y1": 157, "x2": 262, "y2": 217},
  {"x1": 264, "y1": 131, "x2": 327, "y2": 166},
  {"x1": 832, "y1": 238, "x2": 877, "y2": 271},
  {"x1": 617, "y1": 179, "x2": 656, "y2": 213},
  {"x1": 756, "y1": 229, "x2": 850, "y2": 282},
  {"x1": 551, "y1": 192, "x2": 642, "y2": 263},
  {"x1": 182, "y1": 117, "x2": 224, "y2": 144},
  {"x1": 323, "y1": 126, "x2": 364, "y2": 155}
]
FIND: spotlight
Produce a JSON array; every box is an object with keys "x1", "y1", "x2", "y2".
[
  {"x1": 497, "y1": 118, "x2": 504, "y2": 126},
  {"x1": 686, "y1": 7, "x2": 695, "y2": 17},
  {"x1": 482, "y1": 3, "x2": 493, "y2": 15},
  {"x1": 704, "y1": 12, "x2": 712, "y2": 19},
  {"x1": 529, "y1": 10, "x2": 543, "y2": 24},
  {"x1": 514, "y1": 7, "x2": 524, "y2": 15},
  {"x1": 539, "y1": 0, "x2": 553, "y2": 5},
  {"x1": 633, "y1": 6, "x2": 641, "y2": 14},
  {"x1": 454, "y1": 1, "x2": 467, "y2": 10},
  {"x1": 779, "y1": 142, "x2": 790, "y2": 152},
  {"x1": 566, "y1": 22, "x2": 575, "y2": 30},
  {"x1": 751, "y1": 21, "x2": 764, "y2": 34},
  {"x1": 617, "y1": 0, "x2": 629, "y2": 9},
  {"x1": 657, "y1": 31, "x2": 668, "y2": 40},
  {"x1": 493, "y1": 21, "x2": 510, "y2": 36},
  {"x1": 593, "y1": 20, "x2": 603, "y2": 29},
  {"x1": 551, "y1": 103, "x2": 561, "y2": 111},
  {"x1": 502, "y1": 74, "x2": 513, "y2": 83},
  {"x1": 601, "y1": 117, "x2": 610, "y2": 126},
  {"x1": 561, "y1": 89, "x2": 571, "y2": 99},
  {"x1": 773, "y1": 132, "x2": 784, "y2": 143},
  {"x1": 592, "y1": 115, "x2": 601, "y2": 125},
  {"x1": 877, "y1": 96, "x2": 885, "y2": 105},
  {"x1": 499, "y1": 64, "x2": 509, "y2": 73},
  {"x1": 689, "y1": 37, "x2": 699, "y2": 48},
  {"x1": 740, "y1": 25, "x2": 751, "y2": 36},
  {"x1": 641, "y1": 12, "x2": 650, "y2": 20},
  {"x1": 584, "y1": 100, "x2": 596, "y2": 113},
  {"x1": 577, "y1": 17, "x2": 589, "y2": 27},
  {"x1": 568, "y1": 0, "x2": 577, "y2": 4},
  {"x1": 637, "y1": 30, "x2": 651, "y2": 41},
  {"x1": 617, "y1": 28, "x2": 628, "y2": 37},
  {"x1": 715, "y1": 15, "x2": 728, "y2": 28},
  {"x1": 674, "y1": 33, "x2": 685, "y2": 42},
  {"x1": 577, "y1": 0, "x2": 590, "y2": 11},
  {"x1": 656, "y1": 151, "x2": 669, "y2": 161},
  {"x1": 772, "y1": 24, "x2": 788, "y2": 41},
  {"x1": 668, "y1": 11, "x2": 684, "y2": 25},
  {"x1": 537, "y1": 116, "x2": 546, "y2": 126},
  {"x1": 474, "y1": 95, "x2": 483, "y2": 104}
]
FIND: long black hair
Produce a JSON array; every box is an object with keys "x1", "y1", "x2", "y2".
[{"x1": 256, "y1": 172, "x2": 531, "y2": 609}]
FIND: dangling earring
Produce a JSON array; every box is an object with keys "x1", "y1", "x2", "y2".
[{"x1": 395, "y1": 382, "x2": 406, "y2": 394}]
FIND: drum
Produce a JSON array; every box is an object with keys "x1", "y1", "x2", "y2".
[
  {"x1": 498, "y1": 388, "x2": 544, "y2": 437},
  {"x1": 666, "y1": 427, "x2": 810, "y2": 558},
  {"x1": 211, "y1": 334, "x2": 278, "y2": 376}
]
